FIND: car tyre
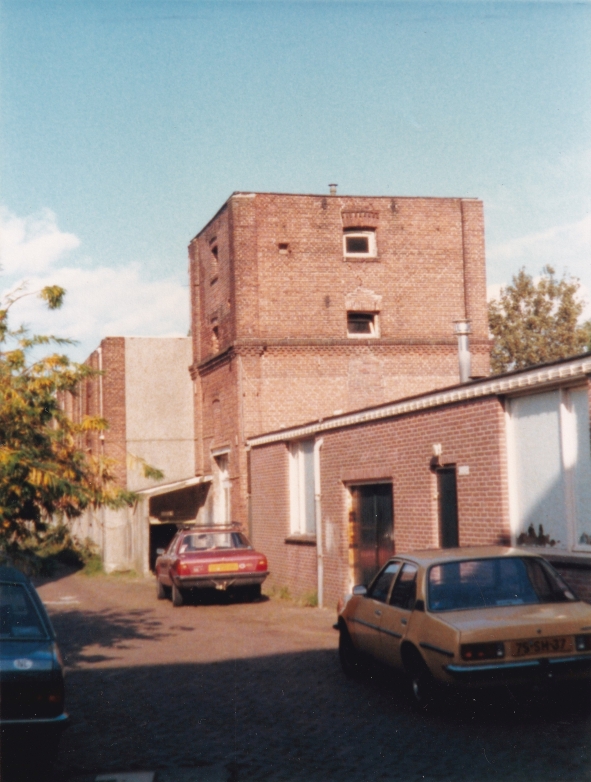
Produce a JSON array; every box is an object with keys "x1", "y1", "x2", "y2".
[
  {"x1": 246, "y1": 584, "x2": 261, "y2": 602},
  {"x1": 172, "y1": 583, "x2": 185, "y2": 607},
  {"x1": 339, "y1": 626, "x2": 364, "y2": 679},
  {"x1": 407, "y1": 654, "x2": 435, "y2": 710},
  {"x1": 156, "y1": 579, "x2": 169, "y2": 600}
]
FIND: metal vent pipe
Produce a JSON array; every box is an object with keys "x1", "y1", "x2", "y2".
[{"x1": 454, "y1": 320, "x2": 472, "y2": 383}]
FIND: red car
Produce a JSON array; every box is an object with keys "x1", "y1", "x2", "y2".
[{"x1": 155, "y1": 525, "x2": 269, "y2": 606}]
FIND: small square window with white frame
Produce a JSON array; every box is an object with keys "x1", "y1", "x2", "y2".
[
  {"x1": 347, "y1": 311, "x2": 379, "y2": 338},
  {"x1": 343, "y1": 229, "x2": 377, "y2": 258}
]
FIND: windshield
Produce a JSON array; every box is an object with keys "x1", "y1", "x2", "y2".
[
  {"x1": 428, "y1": 557, "x2": 577, "y2": 612},
  {"x1": 0, "y1": 583, "x2": 48, "y2": 639},
  {"x1": 179, "y1": 532, "x2": 252, "y2": 552}
]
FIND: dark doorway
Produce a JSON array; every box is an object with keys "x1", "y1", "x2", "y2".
[
  {"x1": 437, "y1": 467, "x2": 459, "y2": 548},
  {"x1": 149, "y1": 523, "x2": 178, "y2": 571},
  {"x1": 349, "y1": 484, "x2": 394, "y2": 587}
]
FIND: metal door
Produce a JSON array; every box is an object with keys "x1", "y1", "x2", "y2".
[
  {"x1": 350, "y1": 484, "x2": 394, "y2": 587},
  {"x1": 438, "y1": 467, "x2": 459, "y2": 548}
]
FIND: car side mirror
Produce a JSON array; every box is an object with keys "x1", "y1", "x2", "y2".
[
  {"x1": 352, "y1": 585, "x2": 367, "y2": 597},
  {"x1": 156, "y1": 548, "x2": 165, "y2": 556},
  {"x1": 414, "y1": 599, "x2": 425, "y2": 612}
]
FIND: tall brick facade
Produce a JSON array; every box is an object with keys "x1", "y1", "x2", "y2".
[{"x1": 189, "y1": 191, "x2": 490, "y2": 529}]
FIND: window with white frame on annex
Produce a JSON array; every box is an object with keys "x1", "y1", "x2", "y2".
[
  {"x1": 343, "y1": 229, "x2": 377, "y2": 258},
  {"x1": 347, "y1": 311, "x2": 379, "y2": 338},
  {"x1": 289, "y1": 440, "x2": 316, "y2": 536}
]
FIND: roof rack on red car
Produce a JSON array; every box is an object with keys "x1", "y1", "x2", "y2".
[{"x1": 176, "y1": 521, "x2": 244, "y2": 530}]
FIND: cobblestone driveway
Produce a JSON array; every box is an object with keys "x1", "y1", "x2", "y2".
[{"x1": 10, "y1": 569, "x2": 591, "y2": 781}]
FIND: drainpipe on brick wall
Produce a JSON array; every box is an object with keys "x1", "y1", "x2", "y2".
[{"x1": 314, "y1": 438, "x2": 324, "y2": 608}]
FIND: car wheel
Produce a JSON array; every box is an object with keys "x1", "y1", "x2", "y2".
[
  {"x1": 156, "y1": 579, "x2": 169, "y2": 600},
  {"x1": 172, "y1": 583, "x2": 185, "y2": 607},
  {"x1": 246, "y1": 584, "x2": 261, "y2": 601},
  {"x1": 408, "y1": 655, "x2": 435, "y2": 710},
  {"x1": 339, "y1": 626, "x2": 364, "y2": 679}
]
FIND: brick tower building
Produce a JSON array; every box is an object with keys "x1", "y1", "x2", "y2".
[{"x1": 188, "y1": 191, "x2": 490, "y2": 532}]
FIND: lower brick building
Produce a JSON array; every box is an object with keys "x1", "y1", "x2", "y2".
[{"x1": 248, "y1": 353, "x2": 591, "y2": 607}]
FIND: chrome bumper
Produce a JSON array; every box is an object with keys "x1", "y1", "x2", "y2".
[
  {"x1": 445, "y1": 653, "x2": 591, "y2": 683},
  {"x1": 175, "y1": 571, "x2": 269, "y2": 589},
  {"x1": 1, "y1": 712, "x2": 69, "y2": 727}
]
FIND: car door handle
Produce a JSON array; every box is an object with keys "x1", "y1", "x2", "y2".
[
  {"x1": 401, "y1": 618, "x2": 408, "y2": 625},
  {"x1": 375, "y1": 610, "x2": 382, "y2": 617}
]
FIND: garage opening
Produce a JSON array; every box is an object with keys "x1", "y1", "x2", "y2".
[
  {"x1": 148, "y1": 522, "x2": 177, "y2": 571},
  {"x1": 349, "y1": 483, "x2": 394, "y2": 587},
  {"x1": 148, "y1": 483, "x2": 209, "y2": 571}
]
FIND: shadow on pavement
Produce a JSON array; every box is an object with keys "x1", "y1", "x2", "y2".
[
  {"x1": 2, "y1": 646, "x2": 590, "y2": 782},
  {"x1": 49, "y1": 607, "x2": 171, "y2": 668}
]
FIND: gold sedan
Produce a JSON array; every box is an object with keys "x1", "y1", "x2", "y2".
[{"x1": 337, "y1": 546, "x2": 591, "y2": 707}]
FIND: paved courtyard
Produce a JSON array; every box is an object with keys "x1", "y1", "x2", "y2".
[{"x1": 7, "y1": 569, "x2": 591, "y2": 781}]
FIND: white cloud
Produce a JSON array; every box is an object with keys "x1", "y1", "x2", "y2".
[
  {"x1": 0, "y1": 207, "x2": 80, "y2": 275},
  {"x1": 1, "y1": 207, "x2": 189, "y2": 361},
  {"x1": 487, "y1": 214, "x2": 591, "y2": 319},
  {"x1": 487, "y1": 213, "x2": 591, "y2": 280}
]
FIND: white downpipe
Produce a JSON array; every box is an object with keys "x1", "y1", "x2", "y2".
[{"x1": 314, "y1": 437, "x2": 324, "y2": 608}]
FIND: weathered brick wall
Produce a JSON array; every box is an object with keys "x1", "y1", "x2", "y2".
[
  {"x1": 190, "y1": 192, "x2": 491, "y2": 528},
  {"x1": 67, "y1": 337, "x2": 127, "y2": 487},
  {"x1": 249, "y1": 442, "x2": 318, "y2": 597},
  {"x1": 99, "y1": 338, "x2": 128, "y2": 487},
  {"x1": 189, "y1": 205, "x2": 234, "y2": 363},
  {"x1": 250, "y1": 395, "x2": 510, "y2": 609},
  {"x1": 251, "y1": 194, "x2": 489, "y2": 346}
]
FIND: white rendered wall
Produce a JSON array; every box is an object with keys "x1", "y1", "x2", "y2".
[{"x1": 124, "y1": 337, "x2": 195, "y2": 492}]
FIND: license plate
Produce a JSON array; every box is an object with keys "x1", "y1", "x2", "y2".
[
  {"x1": 511, "y1": 636, "x2": 573, "y2": 657},
  {"x1": 208, "y1": 562, "x2": 240, "y2": 573}
]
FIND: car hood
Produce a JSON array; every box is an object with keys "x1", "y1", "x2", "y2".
[
  {"x1": 0, "y1": 639, "x2": 59, "y2": 673},
  {"x1": 435, "y1": 601, "x2": 591, "y2": 639}
]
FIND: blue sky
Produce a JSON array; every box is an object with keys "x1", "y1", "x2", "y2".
[{"x1": 1, "y1": 0, "x2": 590, "y2": 360}]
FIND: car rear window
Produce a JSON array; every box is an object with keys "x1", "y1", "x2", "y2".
[
  {"x1": 178, "y1": 532, "x2": 252, "y2": 552},
  {"x1": 0, "y1": 583, "x2": 48, "y2": 639},
  {"x1": 428, "y1": 557, "x2": 577, "y2": 612}
]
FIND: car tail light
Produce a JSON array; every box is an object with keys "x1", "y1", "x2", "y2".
[
  {"x1": 575, "y1": 634, "x2": 591, "y2": 652},
  {"x1": 173, "y1": 560, "x2": 191, "y2": 576},
  {"x1": 461, "y1": 642, "x2": 505, "y2": 661},
  {"x1": 256, "y1": 558, "x2": 267, "y2": 572},
  {"x1": 37, "y1": 678, "x2": 64, "y2": 716}
]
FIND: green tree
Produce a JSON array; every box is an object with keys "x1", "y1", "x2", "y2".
[
  {"x1": 0, "y1": 283, "x2": 137, "y2": 553},
  {"x1": 488, "y1": 265, "x2": 591, "y2": 374}
]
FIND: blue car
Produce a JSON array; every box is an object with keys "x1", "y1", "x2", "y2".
[{"x1": 0, "y1": 565, "x2": 68, "y2": 747}]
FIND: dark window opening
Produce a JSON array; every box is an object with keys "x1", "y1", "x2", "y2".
[
  {"x1": 343, "y1": 229, "x2": 376, "y2": 257},
  {"x1": 347, "y1": 312, "x2": 377, "y2": 336},
  {"x1": 346, "y1": 235, "x2": 369, "y2": 254},
  {"x1": 278, "y1": 243, "x2": 289, "y2": 254}
]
